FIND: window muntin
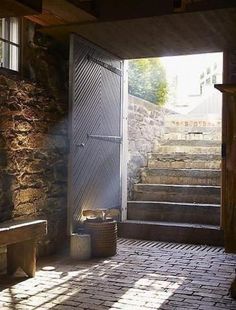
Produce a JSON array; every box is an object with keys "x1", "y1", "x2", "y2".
[{"x1": 0, "y1": 18, "x2": 20, "y2": 71}]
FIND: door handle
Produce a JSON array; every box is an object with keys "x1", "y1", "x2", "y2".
[{"x1": 76, "y1": 143, "x2": 85, "y2": 147}]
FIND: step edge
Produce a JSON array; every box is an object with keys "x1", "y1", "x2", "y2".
[
  {"x1": 142, "y1": 168, "x2": 221, "y2": 172},
  {"x1": 120, "y1": 220, "x2": 222, "y2": 230},
  {"x1": 127, "y1": 201, "x2": 221, "y2": 207},
  {"x1": 142, "y1": 168, "x2": 221, "y2": 174},
  {"x1": 134, "y1": 183, "x2": 221, "y2": 189}
]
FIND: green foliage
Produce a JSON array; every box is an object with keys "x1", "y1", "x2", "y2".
[{"x1": 128, "y1": 58, "x2": 168, "y2": 106}]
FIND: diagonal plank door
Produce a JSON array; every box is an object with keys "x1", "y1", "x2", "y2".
[{"x1": 68, "y1": 34, "x2": 124, "y2": 232}]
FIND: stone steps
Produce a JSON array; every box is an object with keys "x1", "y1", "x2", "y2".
[
  {"x1": 133, "y1": 184, "x2": 221, "y2": 204},
  {"x1": 164, "y1": 119, "x2": 221, "y2": 129},
  {"x1": 127, "y1": 116, "x2": 222, "y2": 246},
  {"x1": 118, "y1": 220, "x2": 224, "y2": 247},
  {"x1": 127, "y1": 201, "x2": 220, "y2": 226},
  {"x1": 141, "y1": 168, "x2": 221, "y2": 186},
  {"x1": 147, "y1": 153, "x2": 221, "y2": 169},
  {"x1": 163, "y1": 132, "x2": 221, "y2": 141},
  {"x1": 160, "y1": 139, "x2": 221, "y2": 147},
  {"x1": 163, "y1": 125, "x2": 221, "y2": 133},
  {"x1": 156, "y1": 145, "x2": 221, "y2": 155}
]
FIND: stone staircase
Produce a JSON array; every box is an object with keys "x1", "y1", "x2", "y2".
[{"x1": 119, "y1": 118, "x2": 224, "y2": 246}]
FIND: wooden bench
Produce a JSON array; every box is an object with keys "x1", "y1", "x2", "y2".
[{"x1": 0, "y1": 220, "x2": 47, "y2": 277}]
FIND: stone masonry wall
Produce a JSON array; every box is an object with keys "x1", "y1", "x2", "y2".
[
  {"x1": 128, "y1": 95, "x2": 165, "y2": 199},
  {"x1": 0, "y1": 72, "x2": 68, "y2": 256}
]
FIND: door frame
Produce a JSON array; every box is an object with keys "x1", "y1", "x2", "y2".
[
  {"x1": 221, "y1": 51, "x2": 228, "y2": 230},
  {"x1": 67, "y1": 33, "x2": 75, "y2": 235},
  {"x1": 220, "y1": 50, "x2": 236, "y2": 252},
  {"x1": 121, "y1": 60, "x2": 128, "y2": 221}
]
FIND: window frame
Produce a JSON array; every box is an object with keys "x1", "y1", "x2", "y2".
[{"x1": 0, "y1": 17, "x2": 20, "y2": 72}]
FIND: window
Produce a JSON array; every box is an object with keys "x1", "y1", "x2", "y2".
[{"x1": 0, "y1": 18, "x2": 20, "y2": 71}]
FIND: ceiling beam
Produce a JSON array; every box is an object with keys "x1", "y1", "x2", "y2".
[
  {"x1": 185, "y1": 0, "x2": 236, "y2": 12},
  {"x1": 80, "y1": 0, "x2": 236, "y2": 21},
  {"x1": 67, "y1": 0, "x2": 96, "y2": 16},
  {"x1": 41, "y1": 8, "x2": 236, "y2": 59},
  {"x1": 94, "y1": 0, "x2": 173, "y2": 21},
  {"x1": 0, "y1": 0, "x2": 42, "y2": 17},
  {"x1": 26, "y1": 0, "x2": 96, "y2": 27}
]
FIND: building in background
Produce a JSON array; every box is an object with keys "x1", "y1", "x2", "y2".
[{"x1": 161, "y1": 52, "x2": 223, "y2": 119}]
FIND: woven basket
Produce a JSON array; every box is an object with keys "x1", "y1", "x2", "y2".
[{"x1": 84, "y1": 220, "x2": 117, "y2": 258}]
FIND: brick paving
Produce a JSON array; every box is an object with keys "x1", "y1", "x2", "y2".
[{"x1": 0, "y1": 239, "x2": 236, "y2": 310}]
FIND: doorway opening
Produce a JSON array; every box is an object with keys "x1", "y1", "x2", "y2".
[{"x1": 124, "y1": 52, "x2": 224, "y2": 246}]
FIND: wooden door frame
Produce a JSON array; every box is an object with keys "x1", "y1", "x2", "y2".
[
  {"x1": 121, "y1": 60, "x2": 128, "y2": 221},
  {"x1": 221, "y1": 51, "x2": 228, "y2": 230},
  {"x1": 220, "y1": 50, "x2": 236, "y2": 252},
  {"x1": 67, "y1": 33, "x2": 75, "y2": 236}
]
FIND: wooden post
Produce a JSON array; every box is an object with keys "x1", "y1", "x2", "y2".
[{"x1": 215, "y1": 81, "x2": 236, "y2": 253}]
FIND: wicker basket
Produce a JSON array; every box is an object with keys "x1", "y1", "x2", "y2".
[{"x1": 84, "y1": 220, "x2": 117, "y2": 258}]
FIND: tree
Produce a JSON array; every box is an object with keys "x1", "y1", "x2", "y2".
[{"x1": 128, "y1": 58, "x2": 168, "y2": 106}]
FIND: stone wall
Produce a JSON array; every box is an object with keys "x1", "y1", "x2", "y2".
[
  {"x1": 0, "y1": 72, "x2": 68, "y2": 256},
  {"x1": 0, "y1": 20, "x2": 69, "y2": 264},
  {"x1": 128, "y1": 95, "x2": 165, "y2": 199},
  {"x1": 0, "y1": 21, "x2": 69, "y2": 271}
]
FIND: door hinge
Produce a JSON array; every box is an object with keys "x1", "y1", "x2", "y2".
[{"x1": 87, "y1": 54, "x2": 122, "y2": 77}]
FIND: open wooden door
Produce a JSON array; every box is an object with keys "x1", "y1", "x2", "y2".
[
  {"x1": 215, "y1": 51, "x2": 236, "y2": 253},
  {"x1": 68, "y1": 34, "x2": 126, "y2": 234}
]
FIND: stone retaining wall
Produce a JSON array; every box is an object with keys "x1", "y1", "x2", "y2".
[{"x1": 128, "y1": 95, "x2": 165, "y2": 199}]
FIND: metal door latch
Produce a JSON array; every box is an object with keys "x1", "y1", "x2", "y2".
[
  {"x1": 88, "y1": 134, "x2": 122, "y2": 143},
  {"x1": 76, "y1": 143, "x2": 85, "y2": 147}
]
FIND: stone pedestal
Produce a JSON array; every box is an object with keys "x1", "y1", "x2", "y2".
[{"x1": 70, "y1": 234, "x2": 91, "y2": 260}]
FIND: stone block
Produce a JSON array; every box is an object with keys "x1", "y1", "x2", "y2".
[{"x1": 14, "y1": 187, "x2": 45, "y2": 206}]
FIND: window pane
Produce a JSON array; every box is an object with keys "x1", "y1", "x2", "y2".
[
  {"x1": 0, "y1": 18, "x2": 19, "y2": 71},
  {"x1": 0, "y1": 19, "x2": 3, "y2": 38},
  {"x1": 9, "y1": 18, "x2": 19, "y2": 44},
  {"x1": 1, "y1": 41, "x2": 9, "y2": 69},
  {"x1": 0, "y1": 19, "x2": 3, "y2": 67},
  {"x1": 9, "y1": 44, "x2": 19, "y2": 71},
  {"x1": 0, "y1": 40, "x2": 3, "y2": 67}
]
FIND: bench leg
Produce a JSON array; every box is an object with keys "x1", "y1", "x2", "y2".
[{"x1": 7, "y1": 240, "x2": 36, "y2": 278}]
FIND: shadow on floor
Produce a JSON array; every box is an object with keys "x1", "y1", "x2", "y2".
[{"x1": 0, "y1": 239, "x2": 236, "y2": 309}]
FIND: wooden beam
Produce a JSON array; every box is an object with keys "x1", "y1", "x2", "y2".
[
  {"x1": 41, "y1": 8, "x2": 236, "y2": 59},
  {"x1": 0, "y1": 0, "x2": 42, "y2": 17},
  {"x1": 95, "y1": 0, "x2": 173, "y2": 21},
  {"x1": 86, "y1": 0, "x2": 236, "y2": 21},
  {"x1": 215, "y1": 73, "x2": 236, "y2": 253},
  {"x1": 185, "y1": 0, "x2": 236, "y2": 12},
  {"x1": 215, "y1": 84, "x2": 236, "y2": 95},
  {"x1": 26, "y1": 0, "x2": 96, "y2": 26},
  {"x1": 17, "y1": 0, "x2": 42, "y2": 13},
  {"x1": 67, "y1": 0, "x2": 96, "y2": 16}
]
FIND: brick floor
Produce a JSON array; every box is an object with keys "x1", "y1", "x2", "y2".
[{"x1": 0, "y1": 239, "x2": 236, "y2": 309}]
